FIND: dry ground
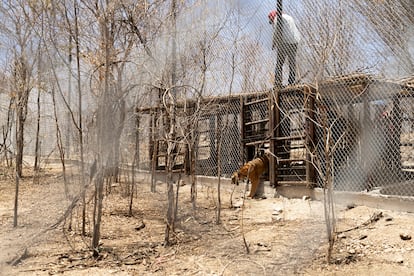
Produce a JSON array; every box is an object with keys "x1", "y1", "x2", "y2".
[{"x1": 0, "y1": 164, "x2": 414, "y2": 275}]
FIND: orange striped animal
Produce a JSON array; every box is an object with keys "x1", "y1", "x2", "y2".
[{"x1": 231, "y1": 155, "x2": 269, "y2": 198}]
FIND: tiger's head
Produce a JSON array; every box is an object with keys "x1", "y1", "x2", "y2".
[{"x1": 231, "y1": 171, "x2": 240, "y2": 186}]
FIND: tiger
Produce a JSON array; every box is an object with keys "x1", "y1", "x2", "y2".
[{"x1": 231, "y1": 155, "x2": 269, "y2": 198}]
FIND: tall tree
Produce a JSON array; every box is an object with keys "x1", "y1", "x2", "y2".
[
  {"x1": 0, "y1": 1, "x2": 38, "y2": 227},
  {"x1": 1, "y1": 1, "x2": 38, "y2": 178},
  {"x1": 164, "y1": 0, "x2": 178, "y2": 246}
]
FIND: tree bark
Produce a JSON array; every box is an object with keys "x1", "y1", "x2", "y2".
[{"x1": 165, "y1": 0, "x2": 178, "y2": 246}]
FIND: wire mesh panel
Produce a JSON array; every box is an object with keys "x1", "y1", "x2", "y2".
[
  {"x1": 273, "y1": 86, "x2": 315, "y2": 186},
  {"x1": 194, "y1": 97, "x2": 243, "y2": 177},
  {"x1": 400, "y1": 96, "x2": 414, "y2": 170},
  {"x1": 128, "y1": 1, "x2": 414, "y2": 198},
  {"x1": 193, "y1": 93, "x2": 272, "y2": 177},
  {"x1": 0, "y1": 0, "x2": 408, "y2": 197},
  {"x1": 196, "y1": 115, "x2": 218, "y2": 176},
  {"x1": 3, "y1": 3, "x2": 414, "y2": 269},
  {"x1": 136, "y1": 96, "x2": 244, "y2": 178},
  {"x1": 315, "y1": 75, "x2": 414, "y2": 196},
  {"x1": 136, "y1": 113, "x2": 152, "y2": 170},
  {"x1": 217, "y1": 104, "x2": 243, "y2": 176},
  {"x1": 242, "y1": 93, "x2": 270, "y2": 160}
]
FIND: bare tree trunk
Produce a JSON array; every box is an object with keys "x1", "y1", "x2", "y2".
[
  {"x1": 13, "y1": 56, "x2": 30, "y2": 226},
  {"x1": 15, "y1": 81, "x2": 29, "y2": 178},
  {"x1": 190, "y1": 146, "x2": 197, "y2": 211},
  {"x1": 2, "y1": 99, "x2": 14, "y2": 167},
  {"x1": 174, "y1": 173, "x2": 181, "y2": 225},
  {"x1": 129, "y1": 112, "x2": 140, "y2": 216},
  {"x1": 69, "y1": 0, "x2": 87, "y2": 236},
  {"x1": 13, "y1": 170, "x2": 19, "y2": 227},
  {"x1": 34, "y1": 85, "x2": 41, "y2": 172},
  {"x1": 165, "y1": 105, "x2": 176, "y2": 245},
  {"x1": 15, "y1": 58, "x2": 30, "y2": 178},
  {"x1": 129, "y1": 166, "x2": 135, "y2": 216},
  {"x1": 15, "y1": 110, "x2": 25, "y2": 178},
  {"x1": 51, "y1": 86, "x2": 69, "y2": 196},
  {"x1": 216, "y1": 115, "x2": 222, "y2": 224},
  {"x1": 151, "y1": 138, "x2": 158, "y2": 193},
  {"x1": 165, "y1": 143, "x2": 175, "y2": 245},
  {"x1": 92, "y1": 6, "x2": 114, "y2": 253},
  {"x1": 320, "y1": 105, "x2": 336, "y2": 262},
  {"x1": 323, "y1": 147, "x2": 336, "y2": 262},
  {"x1": 164, "y1": 0, "x2": 178, "y2": 246},
  {"x1": 34, "y1": 8, "x2": 44, "y2": 173},
  {"x1": 66, "y1": 35, "x2": 72, "y2": 159},
  {"x1": 92, "y1": 171, "x2": 104, "y2": 257}
]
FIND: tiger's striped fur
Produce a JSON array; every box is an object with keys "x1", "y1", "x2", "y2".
[{"x1": 231, "y1": 155, "x2": 269, "y2": 198}]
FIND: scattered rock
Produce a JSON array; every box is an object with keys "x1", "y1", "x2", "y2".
[
  {"x1": 346, "y1": 203, "x2": 356, "y2": 210},
  {"x1": 271, "y1": 216, "x2": 283, "y2": 222},
  {"x1": 400, "y1": 233, "x2": 412, "y2": 241},
  {"x1": 302, "y1": 195, "x2": 310, "y2": 201},
  {"x1": 384, "y1": 214, "x2": 393, "y2": 221},
  {"x1": 272, "y1": 207, "x2": 283, "y2": 215},
  {"x1": 135, "y1": 221, "x2": 146, "y2": 231},
  {"x1": 335, "y1": 254, "x2": 358, "y2": 264},
  {"x1": 254, "y1": 242, "x2": 271, "y2": 253},
  {"x1": 257, "y1": 242, "x2": 268, "y2": 247},
  {"x1": 359, "y1": 235, "x2": 368, "y2": 240},
  {"x1": 337, "y1": 233, "x2": 346, "y2": 239},
  {"x1": 393, "y1": 255, "x2": 404, "y2": 264}
]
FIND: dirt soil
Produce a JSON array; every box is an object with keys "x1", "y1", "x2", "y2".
[{"x1": 1, "y1": 164, "x2": 414, "y2": 275}]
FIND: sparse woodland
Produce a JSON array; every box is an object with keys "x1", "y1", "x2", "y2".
[{"x1": 0, "y1": 0, "x2": 413, "y2": 275}]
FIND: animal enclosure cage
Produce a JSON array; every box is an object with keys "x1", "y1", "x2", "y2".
[
  {"x1": 269, "y1": 84, "x2": 316, "y2": 188},
  {"x1": 135, "y1": 92, "x2": 272, "y2": 178},
  {"x1": 136, "y1": 74, "x2": 414, "y2": 197},
  {"x1": 315, "y1": 74, "x2": 414, "y2": 196},
  {"x1": 5, "y1": 0, "x2": 408, "y2": 200}
]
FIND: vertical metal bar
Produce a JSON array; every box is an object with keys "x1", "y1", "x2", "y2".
[
  {"x1": 269, "y1": 91, "x2": 276, "y2": 187},
  {"x1": 269, "y1": 0, "x2": 283, "y2": 188},
  {"x1": 392, "y1": 95, "x2": 402, "y2": 171},
  {"x1": 240, "y1": 96, "x2": 246, "y2": 164},
  {"x1": 305, "y1": 86, "x2": 316, "y2": 187},
  {"x1": 361, "y1": 91, "x2": 371, "y2": 190}
]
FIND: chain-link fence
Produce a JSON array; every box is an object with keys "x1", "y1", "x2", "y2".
[
  {"x1": 131, "y1": 1, "x2": 413, "y2": 198},
  {"x1": 136, "y1": 76, "x2": 414, "y2": 197},
  {"x1": 316, "y1": 75, "x2": 414, "y2": 196},
  {"x1": 137, "y1": 95, "x2": 249, "y2": 178},
  {"x1": 0, "y1": 1, "x2": 411, "y2": 198},
  {"x1": 196, "y1": 97, "x2": 241, "y2": 176}
]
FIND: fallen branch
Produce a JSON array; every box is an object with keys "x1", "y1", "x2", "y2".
[
  {"x1": 7, "y1": 195, "x2": 81, "y2": 266},
  {"x1": 229, "y1": 184, "x2": 237, "y2": 208},
  {"x1": 336, "y1": 211, "x2": 383, "y2": 234},
  {"x1": 7, "y1": 248, "x2": 28, "y2": 267},
  {"x1": 240, "y1": 173, "x2": 251, "y2": 254}
]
